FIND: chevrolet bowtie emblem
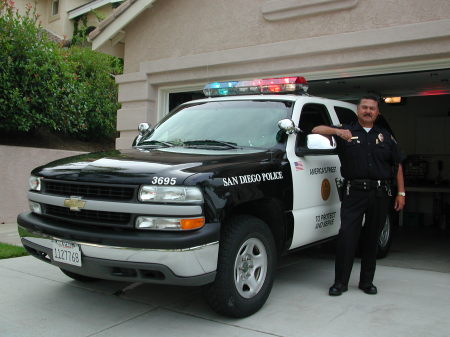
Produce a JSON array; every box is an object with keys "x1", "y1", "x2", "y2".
[{"x1": 64, "y1": 196, "x2": 86, "y2": 211}]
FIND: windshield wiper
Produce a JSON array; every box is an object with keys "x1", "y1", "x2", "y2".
[
  {"x1": 137, "y1": 140, "x2": 174, "y2": 148},
  {"x1": 183, "y1": 140, "x2": 240, "y2": 149}
]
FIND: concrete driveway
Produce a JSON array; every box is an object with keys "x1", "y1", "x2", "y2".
[{"x1": 1, "y1": 247, "x2": 449, "y2": 337}]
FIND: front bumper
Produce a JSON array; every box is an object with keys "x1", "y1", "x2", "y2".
[{"x1": 18, "y1": 212, "x2": 219, "y2": 286}]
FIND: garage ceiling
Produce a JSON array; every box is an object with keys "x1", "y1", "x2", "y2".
[{"x1": 308, "y1": 68, "x2": 450, "y2": 101}]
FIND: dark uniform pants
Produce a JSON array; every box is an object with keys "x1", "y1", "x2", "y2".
[{"x1": 335, "y1": 187, "x2": 390, "y2": 286}]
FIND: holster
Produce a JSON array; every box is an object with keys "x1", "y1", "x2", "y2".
[{"x1": 335, "y1": 178, "x2": 344, "y2": 202}]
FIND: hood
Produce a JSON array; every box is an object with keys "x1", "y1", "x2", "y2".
[{"x1": 32, "y1": 147, "x2": 278, "y2": 185}]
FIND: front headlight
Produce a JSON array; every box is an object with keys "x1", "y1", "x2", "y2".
[
  {"x1": 136, "y1": 216, "x2": 205, "y2": 231},
  {"x1": 29, "y1": 176, "x2": 42, "y2": 191},
  {"x1": 138, "y1": 185, "x2": 203, "y2": 203}
]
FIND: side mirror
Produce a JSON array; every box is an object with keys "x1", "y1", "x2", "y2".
[
  {"x1": 278, "y1": 119, "x2": 301, "y2": 135},
  {"x1": 296, "y1": 134, "x2": 336, "y2": 156},
  {"x1": 138, "y1": 122, "x2": 151, "y2": 135},
  {"x1": 306, "y1": 134, "x2": 336, "y2": 150},
  {"x1": 133, "y1": 122, "x2": 152, "y2": 147}
]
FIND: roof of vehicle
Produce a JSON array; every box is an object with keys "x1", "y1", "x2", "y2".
[{"x1": 183, "y1": 94, "x2": 356, "y2": 111}]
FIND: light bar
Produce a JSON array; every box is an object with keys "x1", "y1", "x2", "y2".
[{"x1": 203, "y1": 77, "x2": 308, "y2": 97}]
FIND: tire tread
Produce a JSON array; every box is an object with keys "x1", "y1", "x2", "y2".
[{"x1": 204, "y1": 215, "x2": 276, "y2": 317}]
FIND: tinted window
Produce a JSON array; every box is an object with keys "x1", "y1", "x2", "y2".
[
  {"x1": 297, "y1": 104, "x2": 332, "y2": 146},
  {"x1": 299, "y1": 104, "x2": 332, "y2": 132},
  {"x1": 375, "y1": 115, "x2": 395, "y2": 136},
  {"x1": 335, "y1": 106, "x2": 395, "y2": 136},
  {"x1": 334, "y1": 106, "x2": 357, "y2": 124}
]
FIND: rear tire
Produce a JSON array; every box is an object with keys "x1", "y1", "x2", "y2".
[
  {"x1": 60, "y1": 268, "x2": 99, "y2": 282},
  {"x1": 204, "y1": 215, "x2": 277, "y2": 318}
]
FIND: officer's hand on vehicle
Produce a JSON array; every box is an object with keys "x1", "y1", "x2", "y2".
[
  {"x1": 336, "y1": 129, "x2": 353, "y2": 142},
  {"x1": 394, "y1": 195, "x2": 405, "y2": 211}
]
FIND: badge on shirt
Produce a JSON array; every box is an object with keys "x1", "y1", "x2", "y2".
[{"x1": 378, "y1": 133, "x2": 384, "y2": 143}]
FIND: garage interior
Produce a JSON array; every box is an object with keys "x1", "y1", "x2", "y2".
[
  {"x1": 169, "y1": 68, "x2": 450, "y2": 273},
  {"x1": 310, "y1": 68, "x2": 450, "y2": 273}
]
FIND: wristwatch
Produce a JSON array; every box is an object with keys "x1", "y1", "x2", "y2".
[{"x1": 397, "y1": 192, "x2": 406, "y2": 196}]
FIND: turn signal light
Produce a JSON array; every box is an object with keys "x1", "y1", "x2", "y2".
[
  {"x1": 136, "y1": 216, "x2": 205, "y2": 231},
  {"x1": 180, "y1": 217, "x2": 205, "y2": 230}
]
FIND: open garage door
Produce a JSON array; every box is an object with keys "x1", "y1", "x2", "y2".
[{"x1": 309, "y1": 68, "x2": 450, "y2": 273}]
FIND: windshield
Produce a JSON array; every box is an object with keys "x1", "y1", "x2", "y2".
[{"x1": 138, "y1": 100, "x2": 293, "y2": 149}]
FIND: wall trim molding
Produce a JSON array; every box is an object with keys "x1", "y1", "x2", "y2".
[
  {"x1": 261, "y1": 0, "x2": 359, "y2": 21},
  {"x1": 139, "y1": 19, "x2": 450, "y2": 83}
]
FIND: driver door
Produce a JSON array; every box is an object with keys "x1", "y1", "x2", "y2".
[{"x1": 287, "y1": 101, "x2": 342, "y2": 249}]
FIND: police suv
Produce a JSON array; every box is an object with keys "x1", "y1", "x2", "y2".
[{"x1": 18, "y1": 77, "x2": 392, "y2": 317}]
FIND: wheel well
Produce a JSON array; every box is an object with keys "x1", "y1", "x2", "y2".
[{"x1": 227, "y1": 199, "x2": 287, "y2": 255}]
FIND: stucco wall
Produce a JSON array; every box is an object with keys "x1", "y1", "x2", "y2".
[
  {"x1": 112, "y1": 0, "x2": 450, "y2": 149},
  {"x1": 14, "y1": 0, "x2": 103, "y2": 39},
  {"x1": 85, "y1": 6, "x2": 113, "y2": 28},
  {"x1": 14, "y1": 0, "x2": 49, "y2": 25},
  {"x1": 0, "y1": 146, "x2": 85, "y2": 224},
  {"x1": 123, "y1": 0, "x2": 450, "y2": 73}
]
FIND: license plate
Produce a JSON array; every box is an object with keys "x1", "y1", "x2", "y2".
[{"x1": 52, "y1": 240, "x2": 82, "y2": 267}]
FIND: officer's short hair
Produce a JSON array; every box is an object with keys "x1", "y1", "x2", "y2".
[{"x1": 358, "y1": 95, "x2": 379, "y2": 106}]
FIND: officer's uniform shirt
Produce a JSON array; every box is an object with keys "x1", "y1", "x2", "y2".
[{"x1": 334, "y1": 121, "x2": 404, "y2": 180}]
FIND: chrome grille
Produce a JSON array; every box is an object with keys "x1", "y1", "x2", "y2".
[
  {"x1": 44, "y1": 204, "x2": 131, "y2": 225},
  {"x1": 44, "y1": 180, "x2": 135, "y2": 201}
]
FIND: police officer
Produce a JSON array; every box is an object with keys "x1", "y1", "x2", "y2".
[{"x1": 312, "y1": 95, "x2": 405, "y2": 296}]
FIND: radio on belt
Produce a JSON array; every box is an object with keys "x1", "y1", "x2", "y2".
[{"x1": 17, "y1": 75, "x2": 394, "y2": 318}]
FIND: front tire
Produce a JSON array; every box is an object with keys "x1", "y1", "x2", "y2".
[{"x1": 204, "y1": 215, "x2": 277, "y2": 318}]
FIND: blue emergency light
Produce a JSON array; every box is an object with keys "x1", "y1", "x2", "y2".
[{"x1": 203, "y1": 77, "x2": 308, "y2": 97}]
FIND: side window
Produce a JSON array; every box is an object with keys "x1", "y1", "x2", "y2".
[
  {"x1": 297, "y1": 104, "x2": 332, "y2": 146},
  {"x1": 334, "y1": 106, "x2": 356, "y2": 124},
  {"x1": 375, "y1": 115, "x2": 395, "y2": 136},
  {"x1": 51, "y1": 0, "x2": 59, "y2": 16},
  {"x1": 334, "y1": 106, "x2": 396, "y2": 136}
]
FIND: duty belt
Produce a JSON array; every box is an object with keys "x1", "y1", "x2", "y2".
[
  {"x1": 347, "y1": 179, "x2": 390, "y2": 189},
  {"x1": 346, "y1": 179, "x2": 392, "y2": 196}
]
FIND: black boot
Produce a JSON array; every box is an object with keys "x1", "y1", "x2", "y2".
[{"x1": 329, "y1": 283, "x2": 348, "y2": 296}]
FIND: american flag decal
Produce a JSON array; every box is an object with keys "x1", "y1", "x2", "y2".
[{"x1": 294, "y1": 161, "x2": 304, "y2": 171}]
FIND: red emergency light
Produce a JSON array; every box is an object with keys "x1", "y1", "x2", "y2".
[{"x1": 203, "y1": 76, "x2": 309, "y2": 97}]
